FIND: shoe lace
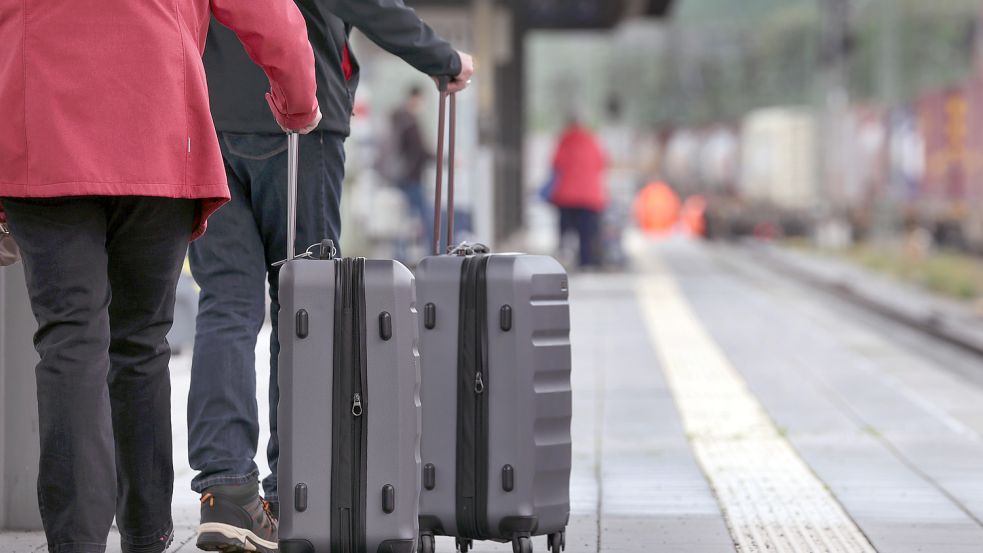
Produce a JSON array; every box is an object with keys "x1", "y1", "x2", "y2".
[
  {"x1": 262, "y1": 499, "x2": 277, "y2": 523},
  {"x1": 200, "y1": 492, "x2": 215, "y2": 508}
]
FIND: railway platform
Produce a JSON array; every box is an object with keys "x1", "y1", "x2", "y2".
[{"x1": 3, "y1": 238, "x2": 983, "y2": 552}]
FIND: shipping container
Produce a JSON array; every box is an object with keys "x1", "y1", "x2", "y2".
[{"x1": 739, "y1": 107, "x2": 817, "y2": 210}]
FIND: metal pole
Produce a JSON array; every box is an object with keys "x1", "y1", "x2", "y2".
[
  {"x1": 287, "y1": 132, "x2": 299, "y2": 261},
  {"x1": 875, "y1": 0, "x2": 902, "y2": 240},
  {"x1": 819, "y1": 0, "x2": 851, "y2": 216},
  {"x1": 447, "y1": 93, "x2": 457, "y2": 251}
]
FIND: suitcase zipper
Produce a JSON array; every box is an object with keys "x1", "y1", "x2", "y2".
[
  {"x1": 352, "y1": 257, "x2": 367, "y2": 553},
  {"x1": 331, "y1": 259, "x2": 353, "y2": 553},
  {"x1": 473, "y1": 256, "x2": 490, "y2": 538},
  {"x1": 456, "y1": 255, "x2": 491, "y2": 539},
  {"x1": 331, "y1": 258, "x2": 368, "y2": 553}
]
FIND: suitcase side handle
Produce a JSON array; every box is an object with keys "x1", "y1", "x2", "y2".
[{"x1": 432, "y1": 77, "x2": 457, "y2": 256}]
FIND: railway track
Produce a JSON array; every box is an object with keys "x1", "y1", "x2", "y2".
[{"x1": 734, "y1": 242, "x2": 983, "y2": 360}]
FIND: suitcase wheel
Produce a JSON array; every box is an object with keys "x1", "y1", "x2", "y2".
[
  {"x1": 547, "y1": 530, "x2": 566, "y2": 553},
  {"x1": 455, "y1": 538, "x2": 473, "y2": 553},
  {"x1": 418, "y1": 533, "x2": 435, "y2": 553},
  {"x1": 511, "y1": 536, "x2": 532, "y2": 553}
]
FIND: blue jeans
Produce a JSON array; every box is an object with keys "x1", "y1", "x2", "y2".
[
  {"x1": 396, "y1": 182, "x2": 431, "y2": 259},
  {"x1": 187, "y1": 131, "x2": 344, "y2": 503}
]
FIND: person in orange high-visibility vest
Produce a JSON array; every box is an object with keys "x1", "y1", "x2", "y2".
[
  {"x1": 681, "y1": 195, "x2": 707, "y2": 237},
  {"x1": 634, "y1": 181, "x2": 681, "y2": 236}
]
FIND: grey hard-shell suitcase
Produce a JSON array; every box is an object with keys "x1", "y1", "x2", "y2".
[
  {"x1": 415, "y1": 85, "x2": 573, "y2": 553},
  {"x1": 276, "y1": 133, "x2": 423, "y2": 553}
]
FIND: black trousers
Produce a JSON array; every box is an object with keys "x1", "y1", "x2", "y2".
[
  {"x1": 559, "y1": 207, "x2": 601, "y2": 268},
  {"x1": 2, "y1": 196, "x2": 195, "y2": 553}
]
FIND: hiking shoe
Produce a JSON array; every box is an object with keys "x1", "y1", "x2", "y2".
[{"x1": 196, "y1": 483, "x2": 278, "y2": 552}]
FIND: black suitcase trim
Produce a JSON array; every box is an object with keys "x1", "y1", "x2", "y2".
[
  {"x1": 455, "y1": 255, "x2": 491, "y2": 540},
  {"x1": 498, "y1": 516, "x2": 538, "y2": 536},
  {"x1": 329, "y1": 258, "x2": 369, "y2": 553},
  {"x1": 280, "y1": 539, "x2": 316, "y2": 553},
  {"x1": 375, "y1": 538, "x2": 415, "y2": 553}
]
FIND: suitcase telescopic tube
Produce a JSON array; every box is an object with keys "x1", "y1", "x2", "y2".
[
  {"x1": 433, "y1": 83, "x2": 447, "y2": 257},
  {"x1": 447, "y1": 93, "x2": 456, "y2": 252},
  {"x1": 287, "y1": 132, "x2": 299, "y2": 262}
]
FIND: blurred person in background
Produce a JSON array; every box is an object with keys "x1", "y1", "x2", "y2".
[
  {"x1": 191, "y1": 1, "x2": 474, "y2": 550},
  {"x1": 680, "y1": 195, "x2": 708, "y2": 237},
  {"x1": 599, "y1": 96, "x2": 637, "y2": 268},
  {"x1": 550, "y1": 115, "x2": 609, "y2": 269},
  {"x1": 386, "y1": 85, "x2": 435, "y2": 258},
  {"x1": 0, "y1": 0, "x2": 320, "y2": 551}
]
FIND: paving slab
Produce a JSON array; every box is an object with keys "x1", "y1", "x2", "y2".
[
  {"x1": 638, "y1": 261, "x2": 874, "y2": 553},
  {"x1": 663, "y1": 241, "x2": 983, "y2": 552},
  {"x1": 712, "y1": 245, "x2": 983, "y2": 525},
  {"x1": 579, "y1": 276, "x2": 733, "y2": 553}
]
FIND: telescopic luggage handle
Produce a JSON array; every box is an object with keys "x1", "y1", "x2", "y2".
[
  {"x1": 287, "y1": 131, "x2": 300, "y2": 262},
  {"x1": 433, "y1": 77, "x2": 457, "y2": 256},
  {"x1": 273, "y1": 132, "x2": 334, "y2": 267}
]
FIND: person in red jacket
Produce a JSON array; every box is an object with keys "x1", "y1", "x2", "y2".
[
  {"x1": 550, "y1": 117, "x2": 609, "y2": 268},
  {"x1": 0, "y1": 1, "x2": 319, "y2": 551}
]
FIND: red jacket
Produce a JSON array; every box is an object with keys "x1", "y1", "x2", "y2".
[
  {"x1": 0, "y1": 0, "x2": 319, "y2": 239},
  {"x1": 550, "y1": 125, "x2": 608, "y2": 212}
]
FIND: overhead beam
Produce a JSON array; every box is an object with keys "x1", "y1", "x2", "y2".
[{"x1": 520, "y1": 0, "x2": 626, "y2": 29}]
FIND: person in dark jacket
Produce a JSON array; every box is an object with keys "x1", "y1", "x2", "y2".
[
  {"x1": 189, "y1": 2, "x2": 473, "y2": 551},
  {"x1": 390, "y1": 85, "x2": 435, "y2": 254}
]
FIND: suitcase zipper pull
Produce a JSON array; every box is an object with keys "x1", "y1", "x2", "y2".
[
  {"x1": 474, "y1": 372, "x2": 485, "y2": 395},
  {"x1": 352, "y1": 393, "x2": 363, "y2": 417}
]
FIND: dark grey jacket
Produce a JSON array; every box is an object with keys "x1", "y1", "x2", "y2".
[{"x1": 203, "y1": 0, "x2": 462, "y2": 136}]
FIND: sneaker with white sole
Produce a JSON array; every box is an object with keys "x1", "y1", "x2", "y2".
[{"x1": 196, "y1": 483, "x2": 278, "y2": 553}]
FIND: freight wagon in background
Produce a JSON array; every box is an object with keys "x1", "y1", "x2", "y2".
[
  {"x1": 655, "y1": 78, "x2": 983, "y2": 251},
  {"x1": 659, "y1": 125, "x2": 743, "y2": 237},
  {"x1": 736, "y1": 107, "x2": 817, "y2": 236},
  {"x1": 658, "y1": 111, "x2": 818, "y2": 239},
  {"x1": 912, "y1": 82, "x2": 983, "y2": 251},
  {"x1": 662, "y1": 126, "x2": 739, "y2": 195},
  {"x1": 841, "y1": 106, "x2": 888, "y2": 233},
  {"x1": 662, "y1": 128, "x2": 703, "y2": 194}
]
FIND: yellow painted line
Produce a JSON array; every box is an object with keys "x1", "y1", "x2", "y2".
[{"x1": 638, "y1": 264, "x2": 876, "y2": 553}]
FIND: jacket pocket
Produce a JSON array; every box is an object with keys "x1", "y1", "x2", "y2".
[{"x1": 221, "y1": 133, "x2": 289, "y2": 161}]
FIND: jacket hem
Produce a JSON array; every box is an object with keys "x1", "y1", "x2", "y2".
[
  {"x1": 0, "y1": 180, "x2": 229, "y2": 197},
  {"x1": 0, "y1": 182, "x2": 230, "y2": 240}
]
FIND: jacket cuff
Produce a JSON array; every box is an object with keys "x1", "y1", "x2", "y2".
[
  {"x1": 446, "y1": 50, "x2": 462, "y2": 78},
  {"x1": 265, "y1": 92, "x2": 318, "y2": 131}
]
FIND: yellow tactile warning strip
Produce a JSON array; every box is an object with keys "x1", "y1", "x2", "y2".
[{"x1": 638, "y1": 268, "x2": 877, "y2": 553}]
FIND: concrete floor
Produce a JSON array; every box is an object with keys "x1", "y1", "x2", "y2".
[{"x1": 5, "y1": 239, "x2": 983, "y2": 552}]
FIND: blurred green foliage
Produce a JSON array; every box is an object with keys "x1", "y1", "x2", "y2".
[
  {"x1": 526, "y1": 0, "x2": 982, "y2": 130},
  {"x1": 843, "y1": 244, "x2": 983, "y2": 300}
]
